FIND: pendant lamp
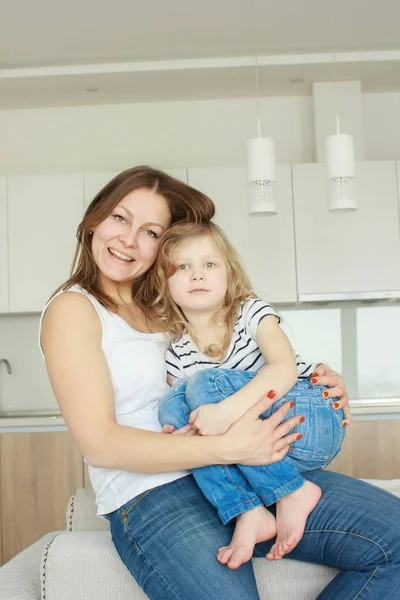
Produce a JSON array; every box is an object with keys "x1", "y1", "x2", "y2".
[{"x1": 326, "y1": 55, "x2": 357, "y2": 212}]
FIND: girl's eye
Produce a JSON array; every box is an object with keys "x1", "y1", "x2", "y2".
[
  {"x1": 205, "y1": 262, "x2": 217, "y2": 268},
  {"x1": 113, "y1": 214, "x2": 126, "y2": 224},
  {"x1": 178, "y1": 264, "x2": 188, "y2": 270}
]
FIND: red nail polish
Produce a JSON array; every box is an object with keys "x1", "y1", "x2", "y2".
[
  {"x1": 322, "y1": 391, "x2": 329, "y2": 398},
  {"x1": 267, "y1": 390, "x2": 276, "y2": 399},
  {"x1": 311, "y1": 378, "x2": 318, "y2": 384},
  {"x1": 296, "y1": 433, "x2": 303, "y2": 440},
  {"x1": 343, "y1": 421, "x2": 348, "y2": 427},
  {"x1": 310, "y1": 372, "x2": 320, "y2": 378},
  {"x1": 299, "y1": 416, "x2": 305, "y2": 423},
  {"x1": 333, "y1": 402, "x2": 339, "y2": 409},
  {"x1": 290, "y1": 401, "x2": 294, "y2": 408}
]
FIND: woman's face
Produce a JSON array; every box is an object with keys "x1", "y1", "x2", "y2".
[{"x1": 92, "y1": 187, "x2": 171, "y2": 285}]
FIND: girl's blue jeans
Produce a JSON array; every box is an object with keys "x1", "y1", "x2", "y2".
[{"x1": 157, "y1": 369, "x2": 345, "y2": 524}]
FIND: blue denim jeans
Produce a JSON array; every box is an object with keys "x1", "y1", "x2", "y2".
[
  {"x1": 158, "y1": 369, "x2": 345, "y2": 524},
  {"x1": 107, "y1": 473, "x2": 400, "y2": 599}
]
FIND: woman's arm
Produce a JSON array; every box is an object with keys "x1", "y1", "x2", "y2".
[{"x1": 41, "y1": 293, "x2": 303, "y2": 472}]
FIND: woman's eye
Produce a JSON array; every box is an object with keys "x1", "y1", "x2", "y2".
[
  {"x1": 113, "y1": 214, "x2": 126, "y2": 224},
  {"x1": 145, "y1": 230, "x2": 158, "y2": 239}
]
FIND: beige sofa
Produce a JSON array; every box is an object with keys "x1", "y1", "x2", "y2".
[{"x1": 1, "y1": 479, "x2": 400, "y2": 600}]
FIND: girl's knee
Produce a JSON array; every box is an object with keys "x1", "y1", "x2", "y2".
[{"x1": 186, "y1": 369, "x2": 219, "y2": 409}]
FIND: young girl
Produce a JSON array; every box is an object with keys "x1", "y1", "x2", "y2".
[{"x1": 152, "y1": 221, "x2": 346, "y2": 570}]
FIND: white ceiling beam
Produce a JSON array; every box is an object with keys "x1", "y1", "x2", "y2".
[{"x1": 2, "y1": 50, "x2": 400, "y2": 80}]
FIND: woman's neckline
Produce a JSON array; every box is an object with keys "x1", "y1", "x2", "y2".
[{"x1": 111, "y1": 311, "x2": 165, "y2": 338}]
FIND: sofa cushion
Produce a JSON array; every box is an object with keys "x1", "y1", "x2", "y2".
[{"x1": 42, "y1": 531, "x2": 338, "y2": 600}]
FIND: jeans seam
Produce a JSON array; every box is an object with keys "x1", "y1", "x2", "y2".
[
  {"x1": 213, "y1": 371, "x2": 230, "y2": 398},
  {"x1": 220, "y1": 499, "x2": 262, "y2": 524},
  {"x1": 304, "y1": 529, "x2": 391, "y2": 564},
  {"x1": 255, "y1": 475, "x2": 304, "y2": 506},
  {"x1": 352, "y1": 565, "x2": 379, "y2": 600},
  {"x1": 119, "y1": 517, "x2": 182, "y2": 600},
  {"x1": 224, "y1": 465, "x2": 259, "y2": 503}
]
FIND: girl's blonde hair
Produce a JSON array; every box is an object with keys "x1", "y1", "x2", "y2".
[
  {"x1": 51, "y1": 165, "x2": 215, "y2": 312},
  {"x1": 150, "y1": 221, "x2": 256, "y2": 359}
]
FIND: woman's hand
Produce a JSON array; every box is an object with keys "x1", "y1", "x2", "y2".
[
  {"x1": 310, "y1": 363, "x2": 351, "y2": 426},
  {"x1": 221, "y1": 394, "x2": 304, "y2": 466},
  {"x1": 162, "y1": 393, "x2": 304, "y2": 467},
  {"x1": 162, "y1": 424, "x2": 197, "y2": 436}
]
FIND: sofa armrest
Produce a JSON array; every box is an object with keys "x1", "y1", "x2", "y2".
[
  {"x1": 42, "y1": 531, "x2": 147, "y2": 600},
  {"x1": 66, "y1": 488, "x2": 109, "y2": 532},
  {"x1": 0, "y1": 532, "x2": 59, "y2": 600}
]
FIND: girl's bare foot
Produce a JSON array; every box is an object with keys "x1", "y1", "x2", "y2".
[
  {"x1": 217, "y1": 505, "x2": 276, "y2": 570},
  {"x1": 266, "y1": 481, "x2": 322, "y2": 561}
]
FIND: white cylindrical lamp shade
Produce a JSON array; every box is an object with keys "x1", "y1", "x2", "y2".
[
  {"x1": 247, "y1": 137, "x2": 277, "y2": 215},
  {"x1": 326, "y1": 133, "x2": 357, "y2": 212}
]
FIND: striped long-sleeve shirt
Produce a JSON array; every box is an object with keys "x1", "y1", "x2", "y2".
[{"x1": 166, "y1": 298, "x2": 317, "y2": 380}]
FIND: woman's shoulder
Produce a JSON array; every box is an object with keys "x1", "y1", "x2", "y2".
[
  {"x1": 43, "y1": 288, "x2": 100, "y2": 328},
  {"x1": 40, "y1": 289, "x2": 102, "y2": 355}
]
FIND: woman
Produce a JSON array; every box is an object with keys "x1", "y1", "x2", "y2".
[{"x1": 41, "y1": 166, "x2": 400, "y2": 600}]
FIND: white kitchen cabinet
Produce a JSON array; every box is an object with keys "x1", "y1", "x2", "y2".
[
  {"x1": 0, "y1": 178, "x2": 8, "y2": 313},
  {"x1": 84, "y1": 168, "x2": 187, "y2": 207},
  {"x1": 397, "y1": 161, "x2": 400, "y2": 220},
  {"x1": 8, "y1": 174, "x2": 85, "y2": 312},
  {"x1": 293, "y1": 161, "x2": 400, "y2": 300},
  {"x1": 188, "y1": 166, "x2": 297, "y2": 303}
]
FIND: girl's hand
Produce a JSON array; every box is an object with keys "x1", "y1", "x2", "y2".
[
  {"x1": 310, "y1": 363, "x2": 351, "y2": 426},
  {"x1": 189, "y1": 403, "x2": 235, "y2": 436},
  {"x1": 221, "y1": 394, "x2": 305, "y2": 466}
]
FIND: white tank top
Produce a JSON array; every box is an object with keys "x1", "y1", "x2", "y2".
[{"x1": 39, "y1": 285, "x2": 188, "y2": 515}]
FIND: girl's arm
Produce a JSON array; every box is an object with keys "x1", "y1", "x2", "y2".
[
  {"x1": 192, "y1": 316, "x2": 298, "y2": 433},
  {"x1": 41, "y1": 293, "x2": 302, "y2": 472},
  {"x1": 219, "y1": 315, "x2": 298, "y2": 421}
]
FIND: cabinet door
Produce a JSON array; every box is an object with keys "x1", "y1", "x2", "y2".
[
  {"x1": 188, "y1": 166, "x2": 297, "y2": 303},
  {"x1": 0, "y1": 178, "x2": 8, "y2": 313},
  {"x1": 0, "y1": 432, "x2": 83, "y2": 563},
  {"x1": 84, "y1": 169, "x2": 187, "y2": 208},
  {"x1": 8, "y1": 174, "x2": 85, "y2": 312},
  {"x1": 327, "y1": 420, "x2": 400, "y2": 479},
  {"x1": 293, "y1": 162, "x2": 400, "y2": 299}
]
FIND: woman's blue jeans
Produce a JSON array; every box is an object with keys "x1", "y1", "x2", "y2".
[
  {"x1": 157, "y1": 369, "x2": 345, "y2": 524},
  {"x1": 107, "y1": 473, "x2": 400, "y2": 599}
]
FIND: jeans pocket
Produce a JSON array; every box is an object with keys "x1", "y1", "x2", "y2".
[
  {"x1": 120, "y1": 489, "x2": 154, "y2": 517},
  {"x1": 288, "y1": 449, "x2": 328, "y2": 472}
]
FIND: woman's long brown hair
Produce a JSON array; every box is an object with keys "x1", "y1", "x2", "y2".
[{"x1": 52, "y1": 166, "x2": 215, "y2": 311}]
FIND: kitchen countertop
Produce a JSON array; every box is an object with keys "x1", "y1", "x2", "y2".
[{"x1": 1, "y1": 398, "x2": 400, "y2": 432}]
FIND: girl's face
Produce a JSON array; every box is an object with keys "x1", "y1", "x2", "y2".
[
  {"x1": 167, "y1": 234, "x2": 228, "y2": 315},
  {"x1": 92, "y1": 187, "x2": 171, "y2": 286}
]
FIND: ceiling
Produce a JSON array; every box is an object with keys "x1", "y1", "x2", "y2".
[{"x1": 2, "y1": 0, "x2": 400, "y2": 108}]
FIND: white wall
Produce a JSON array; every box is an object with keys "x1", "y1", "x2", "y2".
[
  {"x1": 1, "y1": 91, "x2": 400, "y2": 412},
  {"x1": 364, "y1": 93, "x2": 400, "y2": 160},
  {"x1": 0, "y1": 95, "x2": 314, "y2": 173},
  {"x1": 0, "y1": 315, "x2": 56, "y2": 414},
  {"x1": 1, "y1": 91, "x2": 400, "y2": 176}
]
